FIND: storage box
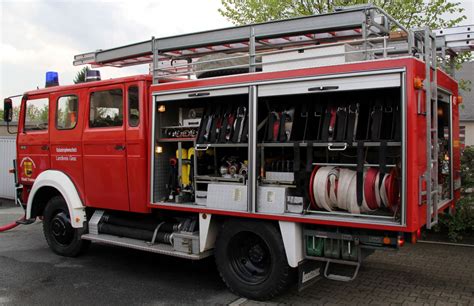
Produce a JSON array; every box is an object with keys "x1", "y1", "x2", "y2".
[
  {"x1": 262, "y1": 44, "x2": 364, "y2": 72},
  {"x1": 266, "y1": 171, "x2": 295, "y2": 183},
  {"x1": 206, "y1": 183, "x2": 248, "y2": 211},
  {"x1": 287, "y1": 196, "x2": 304, "y2": 214},
  {"x1": 173, "y1": 231, "x2": 200, "y2": 255},
  {"x1": 183, "y1": 118, "x2": 201, "y2": 127},
  {"x1": 257, "y1": 186, "x2": 287, "y2": 214},
  {"x1": 195, "y1": 190, "x2": 207, "y2": 205}
]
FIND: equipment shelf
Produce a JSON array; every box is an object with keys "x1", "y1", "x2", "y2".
[
  {"x1": 195, "y1": 143, "x2": 248, "y2": 148},
  {"x1": 258, "y1": 142, "x2": 401, "y2": 147},
  {"x1": 312, "y1": 163, "x2": 397, "y2": 168},
  {"x1": 195, "y1": 175, "x2": 245, "y2": 183},
  {"x1": 159, "y1": 138, "x2": 196, "y2": 142}
]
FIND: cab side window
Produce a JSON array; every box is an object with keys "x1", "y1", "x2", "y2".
[
  {"x1": 89, "y1": 89, "x2": 123, "y2": 128},
  {"x1": 24, "y1": 98, "x2": 49, "y2": 131},
  {"x1": 56, "y1": 95, "x2": 78, "y2": 130},
  {"x1": 128, "y1": 86, "x2": 139, "y2": 127}
]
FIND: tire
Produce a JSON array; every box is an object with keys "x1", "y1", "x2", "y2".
[
  {"x1": 42, "y1": 195, "x2": 89, "y2": 257},
  {"x1": 215, "y1": 219, "x2": 294, "y2": 300}
]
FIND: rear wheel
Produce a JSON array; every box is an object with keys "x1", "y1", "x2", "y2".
[
  {"x1": 215, "y1": 219, "x2": 293, "y2": 300},
  {"x1": 43, "y1": 195, "x2": 89, "y2": 257}
]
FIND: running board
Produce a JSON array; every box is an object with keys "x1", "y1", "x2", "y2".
[{"x1": 81, "y1": 233, "x2": 212, "y2": 260}]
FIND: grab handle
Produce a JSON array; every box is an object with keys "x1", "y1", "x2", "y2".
[
  {"x1": 327, "y1": 143, "x2": 347, "y2": 151},
  {"x1": 195, "y1": 144, "x2": 210, "y2": 151}
]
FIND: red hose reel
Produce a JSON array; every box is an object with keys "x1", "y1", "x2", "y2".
[{"x1": 309, "y1": 166, "x2": 399, "y2": 213}]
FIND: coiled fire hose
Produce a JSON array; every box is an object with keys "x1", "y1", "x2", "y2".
[{"x1": 309, "y1": 166, "x2": 398, "y2": 214}]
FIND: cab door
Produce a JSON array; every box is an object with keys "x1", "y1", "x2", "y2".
[
  {"x1": 17, "y1": 95, "x2": 51, "y2": 185},
  {"x1": 82, "y1": 85, "x2": 129, "y2": 211},
  {"x1": 49, "y1": 91, "x2": 85, "y2": 200},
  {"x1": 125, "y1": 82, "x2": 149, "y2": 213}
]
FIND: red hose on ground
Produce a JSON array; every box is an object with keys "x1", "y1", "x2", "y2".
[{"x1": 0, "y1": 216, "x2": 25, "y2": 232}]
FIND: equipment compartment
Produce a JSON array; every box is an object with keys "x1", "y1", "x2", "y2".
[
  {"x1": 437, "y1": 94, "x2": 453, "y2": 202},
  {"x1": 257, "y1": 80, "x2": 404, "y2": 224},
  {"x1": 151, "y1": 71, "x2": 408, "y2": 225},
  {"x1": 152, "y1": 88, "x2": 249, "y2": 210}
]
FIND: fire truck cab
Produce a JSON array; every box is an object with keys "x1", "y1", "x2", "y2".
[{"x1": 4, "y1": 5, "x2": 473, "y2": 300}]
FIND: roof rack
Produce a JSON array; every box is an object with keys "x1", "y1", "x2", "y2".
[{"x1": 73, "y1": 4, "x2": 473, "y2": 83}]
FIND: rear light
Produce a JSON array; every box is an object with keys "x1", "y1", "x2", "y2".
[
  {"x1": 457, "y1": 95, "x2": 463, "y2": 105},
  {"x1": 416, "y1": 228, "x2": 421, "y2": 239},
  {"x1": 414, "y1": 76, "x2": 424, "y2": 89},
  {"x1": 383, "y1": 237, "x2": 391, "y2": 245},
  {"x1": 397, "y1": 236, "x2": 405, "y2": 247}
]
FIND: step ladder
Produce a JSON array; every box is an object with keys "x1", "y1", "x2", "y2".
[{"x1": 418, "y1": 27, "x2": 439, "y2": 229}]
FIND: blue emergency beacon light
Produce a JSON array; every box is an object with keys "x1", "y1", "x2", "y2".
[{"x1": 45, "y1": 71, "x2": 59, "y2": 87}]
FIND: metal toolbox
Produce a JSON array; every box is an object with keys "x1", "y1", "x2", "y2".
[
  {"x1": 206, "y1": 183, "x2": 248, "y2": 211},
  {"x1": 262, "y1": 44, "x2": 364, "y2": 72},
  {"x1": 257, "y1": 186, "x2": 287, "y2": 214},
  {"x1": 173, "y1": 231, "x2": 200, "y2": 255}
]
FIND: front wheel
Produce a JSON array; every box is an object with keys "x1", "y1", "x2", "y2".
[
  {"x1": 215, "y1": 219, "x2": 294, "y2": 300},
  {"x1": 43, "y1": 195, "x2": 89, "y2": 257}
]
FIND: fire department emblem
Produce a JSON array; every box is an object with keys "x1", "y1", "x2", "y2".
[{"x1": 20, "y1": 157, "x2": 35, "y2": 178}]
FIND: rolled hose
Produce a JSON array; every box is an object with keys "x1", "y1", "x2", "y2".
[
  {"x1": 0, "y1": 216, "x2": 25, "y2": 232},
  {"x1": 309, "y1": 166, "x2": 399, "y2": 213}
]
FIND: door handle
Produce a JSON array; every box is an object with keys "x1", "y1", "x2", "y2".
[
  {"x1": 41, "y1": 145, "x2": 49, "y2": 151},
  {"x1": 115, "y1": 144, "x2": 126, "y2": 151},
  {"x1": 188, "y1": 92, "x2": 210, "y2": 97},
  {"x1": 308, "y1": 86, "x2": 339, "y2": 92}
]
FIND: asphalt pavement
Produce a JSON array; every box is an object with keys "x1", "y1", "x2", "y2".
[
  {"x1": 0, "y1": 204, "x2": 237, "y2": 305},
  {"x1": 1, "y1": 202, "x2": 473, "y2": 305}
]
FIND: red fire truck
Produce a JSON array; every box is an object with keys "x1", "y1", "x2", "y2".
[{"x1": 3, "y1": 5, "x2": 472, "y2": 300}]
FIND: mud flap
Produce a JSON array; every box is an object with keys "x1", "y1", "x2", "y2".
[{"x1": 298, "y1": 260, "x2": 323, "y2": 292}]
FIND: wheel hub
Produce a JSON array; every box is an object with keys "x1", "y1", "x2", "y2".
[
  {"x1": 50, "y1": 212, "x2": 74, "y2": 246},
  {"x1": 248, "y1": 244, "x2": 265, "y2": 263},
  {"x1": 228, "y1": 231, "x2": 272, "y2": 285}
]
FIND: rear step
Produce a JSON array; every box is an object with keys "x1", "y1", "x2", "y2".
[
  {"x1": 323, "y1": 258, "x2": 361, "y2": 282},
  {"x1": 81, "y1": 233, "x2": 213, "y2": 260}
]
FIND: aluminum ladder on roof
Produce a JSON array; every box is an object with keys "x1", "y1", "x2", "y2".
[
  {"x1": 73, "y1": 5, "x2": 409, "y2": 82},
  {"x1": 435, "y1": 25, "x2": 474, "y2": 77}
]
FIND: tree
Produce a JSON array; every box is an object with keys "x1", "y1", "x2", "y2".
[
  {"x1": 219, "y1": 0, "x2": 467, "y2": 29},
  {"x1": 73, "y1": 66, "x2": 90, "y2": 84},
  {"x1": 219, "y1": 0, "x2": 471, "y2": 90}
]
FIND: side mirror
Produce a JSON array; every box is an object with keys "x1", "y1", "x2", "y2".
[{"x1": 3, "y1": 98, "x2": 13, "y2": 122}]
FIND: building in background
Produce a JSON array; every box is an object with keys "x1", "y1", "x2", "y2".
[
  {"x1": 458, "y1": 61, "x2": 474, "y2": 147},
  {"x1": 0, "y1": 122, "x2": 18, "y2": 137},
  {"x1": 0, "y1": 133, "x2": 16, "y2": 199}
]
